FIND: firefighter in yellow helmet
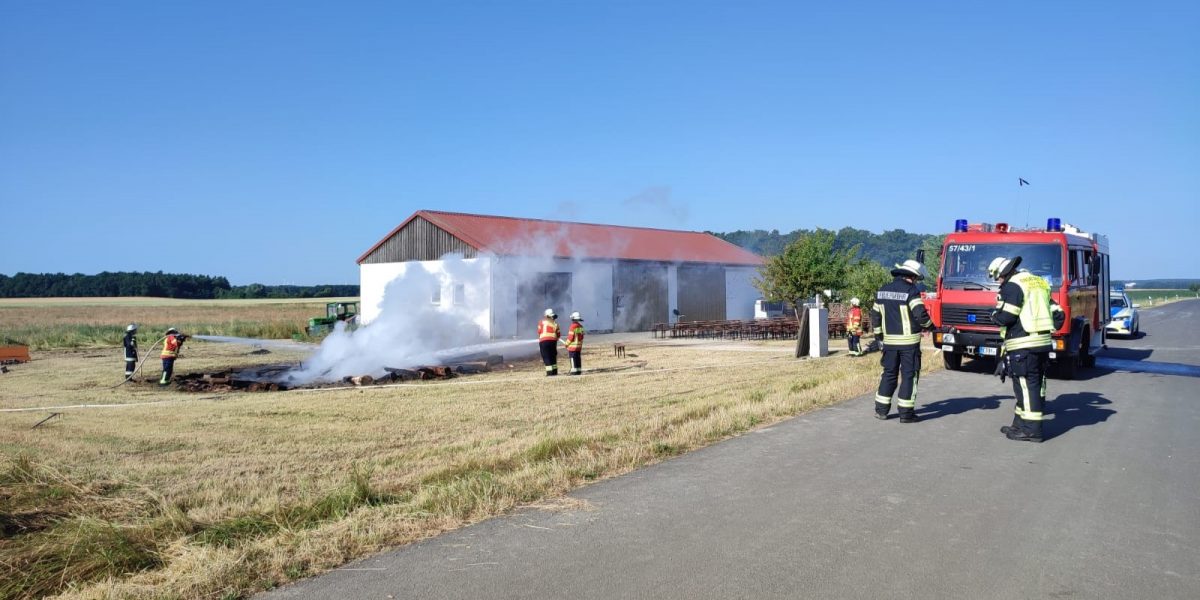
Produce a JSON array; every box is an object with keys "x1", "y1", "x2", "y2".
[
  {"x1": 869, "y1": 260, "x2": 938, "y2": 422},
  {"x1": 988, "y1": 256, "x2": 1066, "y2": 442},
  {"x1": 565, "y1": 312, "x2": 586, "y2": 375},
  {"x1": 537, "y1": 309, "x2": 561, "y2": 376}
]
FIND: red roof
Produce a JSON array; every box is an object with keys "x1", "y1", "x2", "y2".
[{"x1": 357, "y1": 210, "x2": 763, "y2": 266}]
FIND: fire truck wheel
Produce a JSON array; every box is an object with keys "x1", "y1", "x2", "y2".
[{"x1": 942, "y1": 352, "x2": 962, "y2": 371}]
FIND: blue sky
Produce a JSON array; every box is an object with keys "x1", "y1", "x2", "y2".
[{"x1": 2, "y1": 0, "x2": 1197, "y2": 285}]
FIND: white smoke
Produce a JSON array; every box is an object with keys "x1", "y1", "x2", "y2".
[{"x1": 286, "y1": 255, "x2": 536, "y2": 384}]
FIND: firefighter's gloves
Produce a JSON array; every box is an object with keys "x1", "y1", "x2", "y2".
[{"x1": 994, "y1": 355, "x2": 1009, "y2": 383}]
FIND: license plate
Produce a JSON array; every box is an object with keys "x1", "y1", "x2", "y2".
[{"x1": 980, "y1": 347, "x2": 997, "y2": 356}]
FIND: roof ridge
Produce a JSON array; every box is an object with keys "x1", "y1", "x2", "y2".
[{"x1": 418, "y1": 209, "x2": 714, "y2": 236}]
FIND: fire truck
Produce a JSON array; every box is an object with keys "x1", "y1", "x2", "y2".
[{"x1": 926, "y1": 218, "x2": 1110, "y2": 379}]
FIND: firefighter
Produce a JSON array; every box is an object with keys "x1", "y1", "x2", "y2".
[
  {"x1": 846, "y1": 298, "x2": 863, "y2": 356},
  {"x1": 537, "y1": 309, "x2": 561, "y2": 376},
  {"x1": 565, "y1": 312, "x2": 586, "y2": 375},
  {"x1": 159, "y1": 328, "x2": 187, "y2": 385},
  {"x1": 123, "y1": 323, "x2": 139, "y2": 379},
  {"x1": 988, "y1": 256, "x2": 1066, "y2": 443},
  {"x1": 870, "y1": 260, "x2": 938, "y2": 422}
]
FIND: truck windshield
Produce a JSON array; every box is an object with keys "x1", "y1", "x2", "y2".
[{"x1": 941, "y1": 243, "x2": 1063, "y2": 289}]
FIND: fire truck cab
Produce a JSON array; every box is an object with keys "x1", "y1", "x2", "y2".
[{"x1": 926, "y1": 218, "x2": 1110, "y2": 379}]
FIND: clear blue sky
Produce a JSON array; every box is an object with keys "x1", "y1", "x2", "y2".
[{"x1": 2, "y1": 0, "x2": 1197, "y2": 285}]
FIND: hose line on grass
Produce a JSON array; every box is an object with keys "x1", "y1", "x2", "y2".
[{"x1": 110, "y1": 335, "x2": 167, "y2": 389}]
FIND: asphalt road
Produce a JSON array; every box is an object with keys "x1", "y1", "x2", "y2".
[{"x1": 265, "y1": 299, "x2": 1200, "y2": 600}]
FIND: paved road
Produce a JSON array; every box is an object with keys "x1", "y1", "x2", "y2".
[{"x1": 266, "y1": 300, "x2": 1200, "y2": 600}]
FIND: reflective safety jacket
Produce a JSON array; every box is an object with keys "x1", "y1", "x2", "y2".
[
  {"x1": 846, "y1": 306, "x2": 862, "y2": 334},
  {"x1": 870, "y1": 277, "x2": 933, "y2": 348},
  {"x1": 537, "y1": 319, "x2": 561, "y2": 342},
  {"x1": 161, "y1": 334, "x2": 183, "y2": 359},
  {"x1": 991, "y1": 271, "x2": 1066, "y2": 352},
  {"x1": 565, "y1": 322, "x2": 586, "y2": 351}
]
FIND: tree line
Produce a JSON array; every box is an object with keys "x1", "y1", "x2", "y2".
[
  {"x1": 711, "y1": 227, "x2": 939, "y2": 267},
  {"x1": 0, "y1": 272, "x2": 358, "y2": 299}
]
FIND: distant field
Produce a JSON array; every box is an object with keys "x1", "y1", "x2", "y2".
[
  {"x1": 0, "y1": 297, "x2": 358, "y2": 349},
  {"x1": 1122, "y1": 289, "x2": 1197, "y2": 306}
]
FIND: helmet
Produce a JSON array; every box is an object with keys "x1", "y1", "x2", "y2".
[
  {"x1": 543, "y1": 308, "x2": 556, "y2": 319},
  {"x1": 850, "y1": 297, "x2": 860, "y2": 307},
  {"x1": 891, "y1": 259, "x2": 927, "y2": 280},
  {"x1": 166, "y1": 327, "x2": 179, "y2": 335},
  {"x1": 570, "y1": 311, "x2": 583, "y2": 321},
  {"x1": 987, "y1": 256, "x2": 1022, "y2": 280},
  {"x1": 126, "y1": 323, "x2": 138, "y2": 332}
]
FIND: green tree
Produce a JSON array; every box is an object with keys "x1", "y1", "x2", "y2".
[
  {"x1": 1190, "y1": 283, "x2": 1199, "y2": 296},
  {"x1": 842, "y1": 260, "x2": 891, "y2": 310},
  {"x1": 754, "y1": 230, "x2": 855, "y2": 305}
]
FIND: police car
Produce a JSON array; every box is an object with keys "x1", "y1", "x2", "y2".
[{"x1": 1106, "y1": 290, "x2": 1140, "y2": 337}]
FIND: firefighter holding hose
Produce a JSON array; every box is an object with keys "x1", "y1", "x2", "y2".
[
  {"x1": 159, "y1": 328, "x2": 188, "y2": 385},
  {"x1": 537, "y1": 309, "x2": 561, "y2": 376},
  {"x1": 565, "y1": 312, "x2": 586, "y2": 375}
]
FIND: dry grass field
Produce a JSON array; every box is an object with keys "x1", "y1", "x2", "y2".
[
  {"x1": 0, "y1": 297, "x2": 354, "y2": 350},
  {"x1": 0, "y1": 299, "x2": 941, "y2": 599}
]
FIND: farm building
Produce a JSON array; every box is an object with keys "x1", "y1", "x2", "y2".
[{"x1": 356, "y1": 210, "x2": 765, "y2": 338}]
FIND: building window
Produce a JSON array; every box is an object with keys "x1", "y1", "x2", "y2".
[
  {"x1": 453, "y1": 284, "x2": 466, "y2": 306},
  {"x1": 431, "y1": 287, "x2": 441, "y2": 305}
]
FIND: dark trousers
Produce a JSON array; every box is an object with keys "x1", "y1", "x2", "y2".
[
  {"x1": 847, "y1": 333, "x2": 861, "y2": 354},
  {"x1": 160, "y1": 357, "x2": 176, "y2": 384},
  {"x1": 125, "y1": 350, "x2": 137, "y2": 376},
  {"x1": 539, "y1": 340, "x2": 558, "y2": 375},
  {"x1": 1008, "y1": 351, "x2": 1048, "y2": 437},
  {"x1": 568, "y1": 350, "x2": 582, "y2": 374},
  {"x1": 876, "y1": 346, "x2": 921, "y2": 417}
]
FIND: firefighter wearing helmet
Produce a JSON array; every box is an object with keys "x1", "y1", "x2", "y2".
[
  {"x1": 846, "y1": 297, "x2": 864, "y2": 356},
  {"x1": 122, "y1": 323, "x2": 139, "y2": 379},
  {"x1": 537, "y1": 309, "x2": 561, "y2": 376},
  {"x1": 869, "y1": 259, "x2": 938, "y2": 422},
  {"x1": 159, "y1": 327, "x2": 188, "y2": 385},
  {"x1": 988, "y1": 256, "x2": 1066, "y2": 442},
  {"x1": 565, "y1": 311, "x2": 586, "y2": 375}
]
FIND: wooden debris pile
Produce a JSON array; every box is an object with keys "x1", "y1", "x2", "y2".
[{"x1": 168, "y1": 353, "x2": 506, "y2": 392}]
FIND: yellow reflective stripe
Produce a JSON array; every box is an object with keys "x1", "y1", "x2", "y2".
[
  {"x1": 897, "y1": 398, "x2": 915, "y2": 408},
  {"x1": 998, "y1": 302, "x2": 1021, "y2": 316},
  {"x1": 900, "y1": 305, "x2": 912, "y2": 335},
  {"x1": 1023, "y1": 411, "x2": 1044, "y2": 421},
  {"x1": 875, "y1": 395, "x2": 892, "y2": 405},
  {"x1": 1018, "y1": 378, "x2": 1033, "y2": 415},
  {"x1": 885, "y1": 333, "x2": 922, "y2": 345},
  {"x1": 1004, "y1": 333, "x2": 1051, "y2": 351},
  {"x1": 907, "y1": 297, "x2": 924, "y2": 311}
]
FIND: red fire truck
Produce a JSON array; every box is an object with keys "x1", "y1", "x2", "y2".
[{"x1": 926, "y1": 218, "x2": 1110, "y2": 379}]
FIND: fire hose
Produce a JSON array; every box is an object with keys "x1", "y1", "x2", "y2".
[{"x1": 110, "y1": 334, "x2": 188, "y2": 388}]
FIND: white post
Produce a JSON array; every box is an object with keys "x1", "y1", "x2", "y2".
[{"x1": 808, "y1": 306, "x2": 829, "y2": 358}]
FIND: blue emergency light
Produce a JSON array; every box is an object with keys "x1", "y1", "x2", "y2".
[
  {"x1": 1047, "y1": 218, "x2": 1062, "y2": 232},
  {"x1": 967, "y1": 314, "x2": 977, "y2": 323},
  {"x1": 954, "y1": 219, "x2": 969, "y2": 232}
]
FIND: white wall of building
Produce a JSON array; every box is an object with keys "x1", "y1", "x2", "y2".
[
  {"x1": 362, "y1": 256, "x2": 761, "y2": 338},
  {"x1": 725, "y1": 266, "x2": 760, "y2": 320}
]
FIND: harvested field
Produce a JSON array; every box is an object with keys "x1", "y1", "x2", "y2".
[{"x1": 1, "y1": 328, "x2": 941, "y2": 599}]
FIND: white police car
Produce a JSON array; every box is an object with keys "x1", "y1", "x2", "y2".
[{"x1": 1106, "y1": 291, "x2": 1140, "y2": 337}]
